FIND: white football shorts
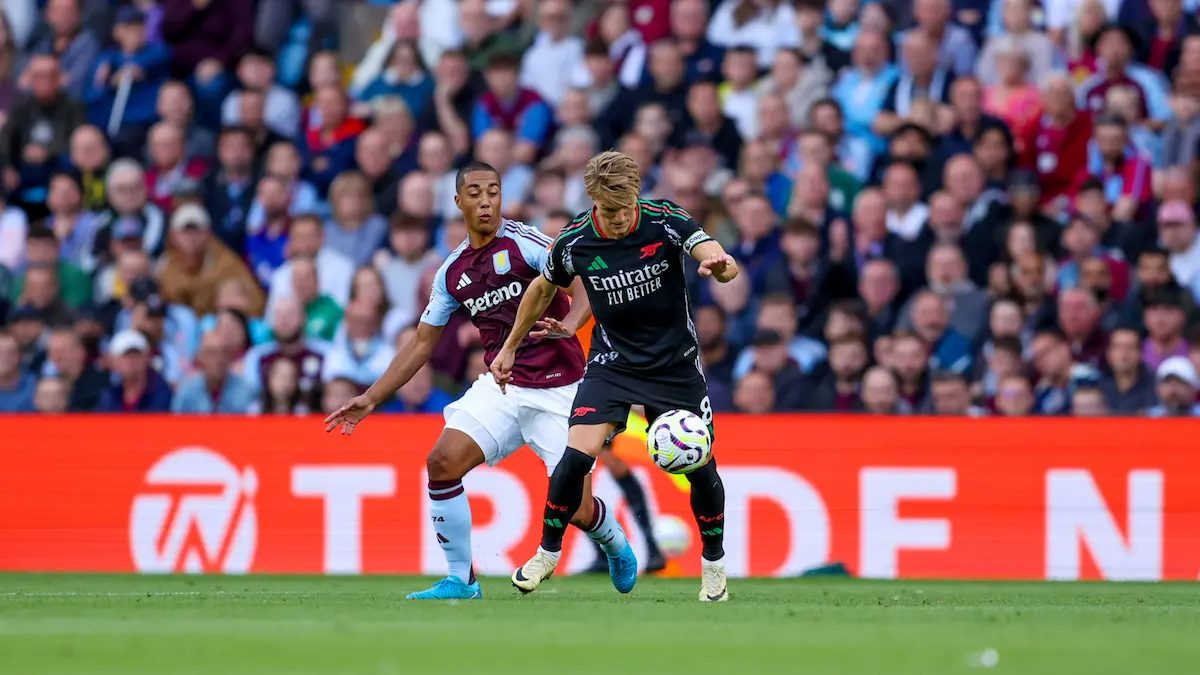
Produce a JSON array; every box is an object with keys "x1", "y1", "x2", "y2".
[{"x1": 444, "y1": 374, "x2": 580, "y2": 476}]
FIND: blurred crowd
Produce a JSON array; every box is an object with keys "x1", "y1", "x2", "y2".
[{"x1": 2, "y1": 0, "x2": 1200, "y2": 418}]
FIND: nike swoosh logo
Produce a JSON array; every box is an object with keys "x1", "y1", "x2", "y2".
[{"x1": 706, "y1": 588, "x2": 727, "y2": 602}]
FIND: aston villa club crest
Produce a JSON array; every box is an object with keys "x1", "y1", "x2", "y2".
[{"x1": 493, "y1": 250, "x2": 511, "y2": 275}]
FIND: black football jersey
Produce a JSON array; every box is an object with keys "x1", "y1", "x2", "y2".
[{"x1": 543, "y1": 199, "x2": 713, "y2": 375}]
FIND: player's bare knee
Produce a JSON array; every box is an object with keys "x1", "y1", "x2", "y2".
[
  {"x1": 567, "y1": 424, "x2": 612, "y2": 457},
  {"x1": 426, "y1": 448, "x2": 466, "y2": 481}
]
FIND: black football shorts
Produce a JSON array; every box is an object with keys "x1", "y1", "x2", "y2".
[{"x1": 568, "y1": 364, "x2": 715, "y2": 443}]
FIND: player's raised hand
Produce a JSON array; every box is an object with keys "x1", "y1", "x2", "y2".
[
  {"x1": 490, "y1": 347, "x2": 517, "y2": 394},
  {"x1": 530, "y1": 317, "x2": 575, "y2": 339},
  {"x1": 324, "y1": 395, "x2": 376, "y2": 435},
  {"x1": 697, "y1": 253, "x2": 735, "y2": 279}
]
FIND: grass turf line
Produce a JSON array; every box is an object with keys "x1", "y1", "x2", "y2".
[{"x1": 1, "y1": 574, "x2": 1198, "y2": 675}]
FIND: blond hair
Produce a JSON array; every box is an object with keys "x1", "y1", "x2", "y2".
[{"x1": 584, "y1": 151, "x2": 641, "y2": 209}]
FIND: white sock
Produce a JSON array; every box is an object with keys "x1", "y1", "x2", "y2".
[
  {"x1": 702, "y1": 554, "x2": 725, "y2": 569},
  {"x1": 584, "y1": 497, "x2": 629, "y2": 556},
  {"x1": 537, "y1": 546, "x2": 562, "y2": 563},
  {"x1": 429, "y1": 479, "x2": 474, "y2": 584}
]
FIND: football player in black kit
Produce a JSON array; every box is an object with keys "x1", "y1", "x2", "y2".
[{"x1": 492, "y1": 151, "x2": 738, "y2": 602}]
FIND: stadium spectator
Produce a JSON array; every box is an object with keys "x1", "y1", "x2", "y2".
[
  {"x1": 14, "y1": 265, "x2": 72, "y2": 328},
  {"x1": 321, "y1": 375, "x2": 358, "y2": 415},
  {"x1": 160, "y1": 0, "x2": 253, "y2": 114},
  {"x1": 3, "y1": 53, "x2": 85, "y2": 214},
  {"x1": 860, "y1": 365, "x2": 907, "y2": 414},
  {"x1": 248, "y1": 143, "x2": 321, "y2": 231},
  {"x1": 201, "y1": 126, "x2": 257, "y2": 250},
  {"x1": 995, "y1": 373, "x2": 1034, "y2": 416},
  {"x1": 40, "y1": 328, "x2": 105, "y2": 411},
  {"x1": 266, "y1": 215, "x2": 350, "y2": 317},
  {"x1": 876, "y1": 31, "x2": 953, "y2": 140},
  {"x1": 1148, "y1": 356, "x2": 1200, "y2": 416},
  {"x1": 473, "y1": 53, "x2": 551, "y2": 167},
  {"x1": 377, "y1": 214, "x2": 438, "y2": 323},
  {"x1": 1099, "y1": 326, "x2": 1158, "y2": 413},
  {"x1": 252, "y1": 356, "x2": 317, "y2": 415},
  {"x1": 803, "y1": 333, "x2": 868, "y2": 411},
  {"x1": 601, "y1": 40, "x2": 688, "y2": 146},
  {"x1": 1142, "y1": 286, "x2": 1190, "y2": 371},
  {"x1": 144, "y1": 123, "x2": 208, "y2": 215},
  {"x1": 97, "y1": 328, "x2": 172, "y2": 412},
  {"x1": 930, "y1": 369, "x2": 986, "y2": 415},
  {"x1": 91, "y1": 159, "x2": 166, "y2": 266},
  {"x1": 156, "y1": 80, "x2": 214, "y2": 161},
  {"x1": 1157, "y1": 200, "x2": 1200, "y2": 295},
  {"x1": 156, "y1": 203, "x2": 264, "y2": 319},
  {"x1": 304, "y1": 86, "x2": 367, "y2": 197},
  {"x1": 0, "y1": 330, "x2": 34, "y2": 411},
  {"x1": 320, "y1": 299, "x2": 394, "y2": 387},
  {"x1": 733, "y1": 369, "x2": 775, "y2": 413},
  {"x1": 32, "y1": 375, "x2": 69, "y2": 413},
  {"x1": 1057, "y1": 288, "x2": 1108, "y2": 367},
  {"x1": 171, "y1": 331, "x2": 255, "y2": 414},
  {"x1": 519, "y1": 0, "x2": 583, "y2": 108},
  {"x1": 832, "y1": 28, "x2": 898, "y2": 152},
  {"x1": 1031, "y1": 328, "x2": 1074, "y2": 415},
  {"x1": 383, "y1": 363, "x2": 454, "y2": 413},
  {"x1": 324, "y1": 171, "x2": 388, "y2": 268},
  {"x1": 85, "y1": 7, "x2": 169, "y2": 155},
  {"x1": 222, "y1": 48, "x2": 301, "y2": 139},
  {"x1": 19, "y1": 0, "x2": 100, "y2": 99},
  {"x1": 891, "y1": 330, "x2": 930, "y2": 409},
  {"x1": 12, "y1": 225, "x2": 90, "y2": 309},
  {"x1": 1071, "y1": 384, "x2": 1110, "y2": 416}
]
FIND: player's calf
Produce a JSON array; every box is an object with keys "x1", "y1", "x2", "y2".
[
  {"x1": 512, "y1": 447, "x2": 596, "y2": 593},
  {"x1": 424, "y1": 430, "x2": 487, "y2": 590},
  {"x1": 686, "y1": 458, "x2": 728, "y2": 602}
]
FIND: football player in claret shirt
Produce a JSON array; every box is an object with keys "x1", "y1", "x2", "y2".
[
  {"x1": 494, "y1": 151, "x2": 739, "y2": 602},
  {"x1": 325, "y1": 162, "x2": 638, "y2": 600}
]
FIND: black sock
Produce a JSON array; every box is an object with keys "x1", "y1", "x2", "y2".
[
  {"x1": 615, "y1": 473, "x2": 661, "y2": 554},
  {"x1": 685, "y1": 458, "x2": 725, "y2": 561},
  {"x1": 541, "y1": 447, "x2": 595, "y2": 552}
]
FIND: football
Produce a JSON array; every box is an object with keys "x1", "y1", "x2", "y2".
[
  {"x1": 646, "y1": 409, "x2": 712, "y2": 475},
  {"x1": 653, "y1": 514, "x2": 692, "y2": 559}
]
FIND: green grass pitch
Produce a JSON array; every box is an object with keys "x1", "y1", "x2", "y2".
[{"x1": 2, "y1": 574, "x2": 1199, "y2": 674}]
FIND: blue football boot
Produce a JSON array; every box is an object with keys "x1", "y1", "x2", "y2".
[{"x1": 406, "y1": 577, "x2": 483, "y2": 600}]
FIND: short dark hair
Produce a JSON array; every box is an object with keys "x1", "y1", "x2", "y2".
[
  {"x1": 25, "y1": 224, "x2": 56, "y2": 243},
  {"x1": 809, "y1": 98, "x2": 843, "y2": 120},
  {"x1": 1077, "y1": 177, "x2": 1105, "y2": 194},
  {"x1": 930, "y1": 369, "x2": 968, "y2": 386},
  {"x1": 584, "y1": 38, "x2": 609, "y2": 57},
  {"x1": 992, "y1": 335, "x2": 1024, "y2": 356},
  {"x1": 218, "y1": 125, "x2": 253, "y2": 141},
  {"x1": 291, "y1": 213, "x2": 323, "y2": 230},
  {"x1": 1137, "y1": 245, "x2": 1170, "y2": 263},
  {"x1": 1034, "y1": 326, "x2": 1069, "y2": 343},
  {"x1": 455, "y1": 161, "x2": 500, "y2": 193},
  {"x1": 782, "y1": 217, "x2": 819, "y2": 237},
  {"x1": 390, "y1": 213, "x2": 426, "y2": 232},
  {"x1": 485, "y1": 52, "x2": 521, "y2": 71}
]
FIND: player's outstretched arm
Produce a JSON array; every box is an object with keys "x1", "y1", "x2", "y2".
[
  {"x1": 531, "y1": 277, "x2": 593, "y2": 339},
  {"x1": 492, "y1": 275, "x2": 558, "y2": 392},
  {"x1": 324, "y1": 322, "x2": 444, "y2": 434},
  {"x1": 692, "y1": 240, "x2": 739, "y2": 283}
]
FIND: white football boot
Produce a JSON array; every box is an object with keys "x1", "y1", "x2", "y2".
[
  {"x1": 512, "y1": 548, "x2": 559, "y2": 594},
  {"x1": 699, "y1": 557, "x2": 728, "y2": 602}
]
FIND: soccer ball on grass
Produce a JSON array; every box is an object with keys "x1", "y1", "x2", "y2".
[{"x1": 646, "y1": 409, "x2": 711, "y2": 475}]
